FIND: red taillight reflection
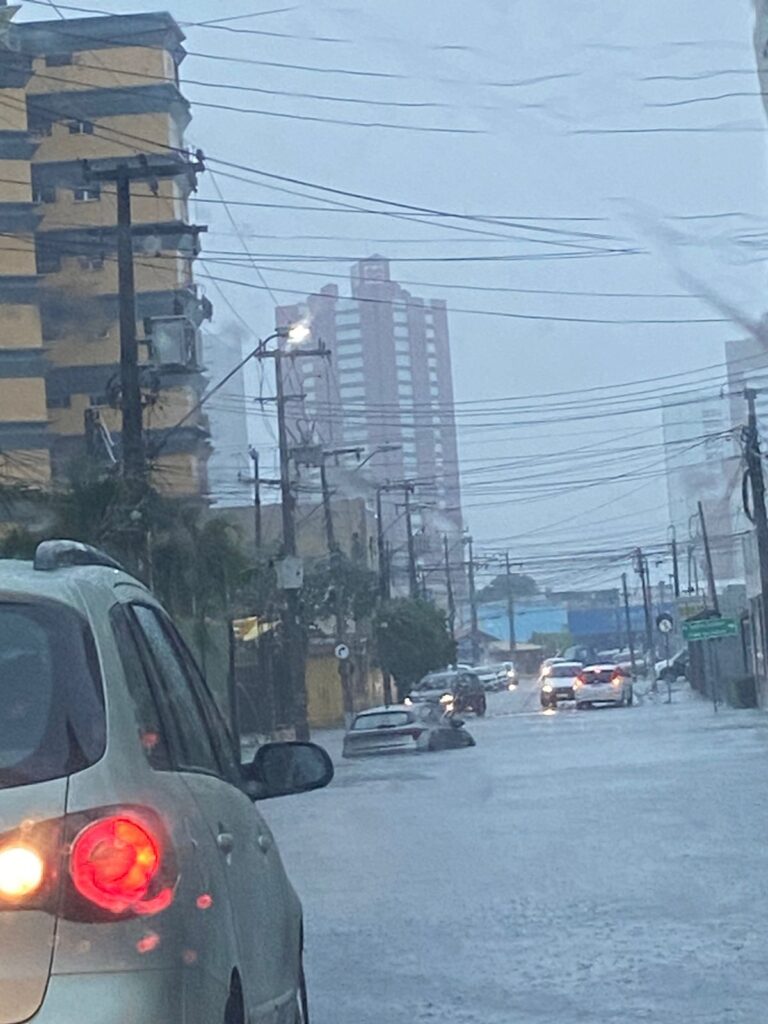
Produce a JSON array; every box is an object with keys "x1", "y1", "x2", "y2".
[{"x1": 70, "y1": 815, "x2": 167, "y2": 915}]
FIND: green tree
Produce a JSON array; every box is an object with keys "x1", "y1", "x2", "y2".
[
  {"x1": 301, "y1": 552, "x2": 379, "y2": 631},
  {"x1": 375, "y1": 598, "x2": 456, "y2": 700},
  {"x1": 477, "y1": 572, "x2": 538, "y2": 603}
]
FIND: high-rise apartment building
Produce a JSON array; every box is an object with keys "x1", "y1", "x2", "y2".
[
  {"x1": 0, "y1": 7, "x2": 210, "y2": 496},
  {"x1": 277, "y1": 256, "x2": 463, "y2": 592}
]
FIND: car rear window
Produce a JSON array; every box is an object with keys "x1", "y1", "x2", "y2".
[
  {"x1": 550, "y1": 665, "x2": 580, "y2": 678},
  {"x1": 0, "y1": 601, "x2": 105, "y2": 789},
  {"x1": 352, "y1": 711, "x2": 411, "y2": 730},
  {"x1": 417, "y1": 674, "x2": 453, "y2": 690},
  {"x1": 584, "y1": 669, "x2": 615, "y2": 683}
]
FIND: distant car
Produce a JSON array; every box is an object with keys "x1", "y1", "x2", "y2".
[
  {"x1": 574, "y1": 664, "x2": 634, "y2": 709},
  {"x1": 408, "y1": 669, "x2": 487, "y2": 715},
  {"x1": 655, "y1": 649, "x2": 688, "y2": 682},
  {"x1": 539, "y1": 661, "x2": 583, "y2": 708},
  {"x1": 342, "y1": 704, "x2": 475, "y2": 758},
  {"x1": 539, "y1": 656, "x2": 566, "y2": 676},
  {"x1": 473, "y1": 662, "x2": 517, "y2": 692}
]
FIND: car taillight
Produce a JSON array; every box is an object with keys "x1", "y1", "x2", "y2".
[
  {"x1": 611, "y1": 674, "x2": 623, "y2": 686},
  {"x1": 69, "y1": 813, "x2": 174, "y2": 917},
  {"x1": 0, "y1": 845, "x2": 45, "y2": 900}
]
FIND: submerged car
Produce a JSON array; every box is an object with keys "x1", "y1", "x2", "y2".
[
  {"x1": 539, "y1": 661, "x2": 583, "y2": 708},
  {"x1": 474, "y1": 662, "x2": 518, "y2": 691},
  {"x1": 342, "y1": 704, "x2": 475, "y2": 757},
  {"x1": 408, "y1": 669, "x2": 487, "y2": 715},
  {"x1": 0, "y1": 540, "x2": 333, "y2": 1024},
  {"x1": 574, "y1": 664, "x2": 634, "y2": 709}
]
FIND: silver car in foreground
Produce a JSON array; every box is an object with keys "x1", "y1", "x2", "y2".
[
  {"x1": 0, "y1": 541, "x2": 333, "y2": 1024},
  {"x1": 574, "y1": 664, "x2": 634, "y2": 709},
  {"x1": 342, "y1": 704, "x2": 475, "y2": 757}
]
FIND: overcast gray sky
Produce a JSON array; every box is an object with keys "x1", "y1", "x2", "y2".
[{"x1": 20, "y1": 0, "x2": 768, "y2": 587}]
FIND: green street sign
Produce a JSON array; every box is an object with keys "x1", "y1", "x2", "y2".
[{"x1": 682, "y1": 617, "x2": 738, "y2": 642}]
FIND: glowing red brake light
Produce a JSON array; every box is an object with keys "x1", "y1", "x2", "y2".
[{"x1": 70, "y1": 815, "x2": 171, "y2": 916}]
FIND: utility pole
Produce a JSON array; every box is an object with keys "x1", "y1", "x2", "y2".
[
  {"x1": 404, "y1": 485, "x2": 419, "y2": 599},
  {"x1": 466, "y1": 535, "x2": 479, "y2": 665},
  {"x1": 697, "y1": 500, "x2": 720, "y2": 616},
  {"x1": 621, "y1": 572, "x2": 637, "y2": 676},
  {"x1": 444, "y1": 534, "x2": 456, "y2": 641},
  {"x1": 505, "y1": 551, "x2": 517, "y2": 653},
  {"x1": 376, "y1": 486, "x2": 389, "y2": 601},
  {"x1": 84, "y1": 154, "x2": 204, "y2": 482},
  {"x1": 670, "y1": 527, "x2": 681, "y2": 599},
  {"x1": 743, "y1": 388, "x2": 768, "y2": 652},
  {"x1": 635, "y1": 547, "x2": 655, "y2": 685},
  {"x1": 249, "y1": 446, "x2": 261, "y2": 550},
  {"x1": 255, "y1": 336, "x2": 329, "y2": 741}
]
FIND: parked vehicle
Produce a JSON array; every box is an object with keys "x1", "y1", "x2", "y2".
[
  {"x1": 655, "y1": 649, "x2": 688, "y2": 681},
  {"x1": 574, "y1": 664, "x2": 634, "y2": 709},
  {"x1": 408, "y1": 669, "x2": 487, "y2": 716},
  {"x1": 0, "y1": 540, "x2": 333, "y2": 1024},
  {"x1": 473, "y1": 662, "x2": 517, "y2": 692},
  {"x1": 539, "y1": 661, "x2": 583, "y2": 708},
  {"x1": 342, "y1": 704, "x2": 475, "y2": 757}
]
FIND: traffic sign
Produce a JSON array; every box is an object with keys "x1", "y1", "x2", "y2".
[
  {"x1": 334, "y1": 643, "x2": 350, "y2": 661},
  {"x1": 682, "y1": 617, "x2": 738, "y2": 642},
  {"x1": 656, "y1": 613, "x2": 674, "y2": 634}
]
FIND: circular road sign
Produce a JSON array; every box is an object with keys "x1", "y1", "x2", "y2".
[
  {"x1": 656, "y1": 613, "x2": 674, "y2": 634},
  {"x1": 334, "y1": 643, "x2": 350, "y2": 661}
]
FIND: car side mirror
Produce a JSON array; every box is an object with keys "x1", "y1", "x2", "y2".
[{"x1": 244, "y1": 741, "x2": 334, "y2": 800}]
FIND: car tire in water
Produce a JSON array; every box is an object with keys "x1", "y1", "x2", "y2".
[
  {"x1": 626, "y1": 688, "x2": 633, "y2": 706},
  {"x1": 476, "y1": 696, "x2": 487, "y2": 716}
]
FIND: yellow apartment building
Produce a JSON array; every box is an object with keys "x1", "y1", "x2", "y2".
[{"x1": 0, "y1": 6, "x2": 211, "y2": 497}]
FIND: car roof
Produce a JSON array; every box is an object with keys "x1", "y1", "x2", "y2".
[
  {"x1": 547, "y1": 661, "x2": 582, "y2": 669},
  {"x1": 0, "y1": 557, "x2": 147, "y2": 610},
  {"x1": 582, "y1": 663, "x2": 620, "y2": 671},
  {"x1": 355, "y1": 704, "x2": 412, "y2": 716}
]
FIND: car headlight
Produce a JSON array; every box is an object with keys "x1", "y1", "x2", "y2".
[
  {"x1": 542, "y1": 684, "x2": 553, "y2": 693},
  {"x1": 439, "y1": 693, "x2": 453, "y2": 705},
  {"x1": 507, "y1": 681, "x2": 518, "y2": 691},
  {"x1": 404, "y1": 697, "x2": 413, "y2": 706}
]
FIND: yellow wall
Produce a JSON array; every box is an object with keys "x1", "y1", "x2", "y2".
[
  {"x1": 44, "y1": 252, "x2": 189, "y2": 297},
  {"x1": 0, "y1": 160, "x2": 32, "y2": 203},
  {"x1": 32, "y1": 112, "x2": 182, "y2": 165},
  {"x1": 0, "y1": 305, "x2": 43, "y2": 349},
  {"x1": 0, "y1": 88, "x2": 29, "y2": 132},
  {"x1": 37, "y1": 178, "x2": 185, "y2": 231},
  {"x1": 0, "y1": 449, "x2": 50, "y2": 485},
  {"x1": 46, "y1": 329, "x2": 118, "y2": 367},
  {"x1": 0, "y1": 378, "x2": 47, "y2": 422},
  {"x1": 152, "y1": 452, "x2": 204, "y2": 497},
  {"x1": 28, "y1": 47, "x2": 175, "y2": 95},
  {"x1": 0, "y1": 235, "x2": 35, "y2": 277},
  {"x1": 306, "y1": 654, "x2": 345, "y2": 728}
]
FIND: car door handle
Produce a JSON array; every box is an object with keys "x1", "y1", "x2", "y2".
[
  {"x1": 257, "y1": 832, "x2": 272, "y2": 854},
  {"x1": 217, "y1": 831, "x2": 235, "y2": 855}
]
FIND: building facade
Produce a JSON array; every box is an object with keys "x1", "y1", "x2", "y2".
[
  {"x1": 276, "y1": 255, "x2": 464, "y2": 597},
  {"x1": 0, "y1": 7, "x2": 210, "y2": 497}
]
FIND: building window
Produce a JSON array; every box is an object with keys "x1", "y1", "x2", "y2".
[
  {"x1": 396, "y1": 354, "x2": 411, "y2": 369},
  {"x1": 46, "y1": 53, "x2": 73, "y2": 66},
  {"x1": 36, "y1": 247, "x2": 62, "y2": 275},
  {"x1": 68, "y1": 120, "x2": 95, "y2": 135},
  {"x1": 32, "y1": 186, "x2": 56, "y2": 204},
  {"x1": 337, "y1": 354, "x2": 363, "y2": 368},
  {"x1": 73, "y1": 185, "x2": 101, "y2": 203},
  {"x1": 340, "y1": 369, "x2": 365, "y2": 384}
]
